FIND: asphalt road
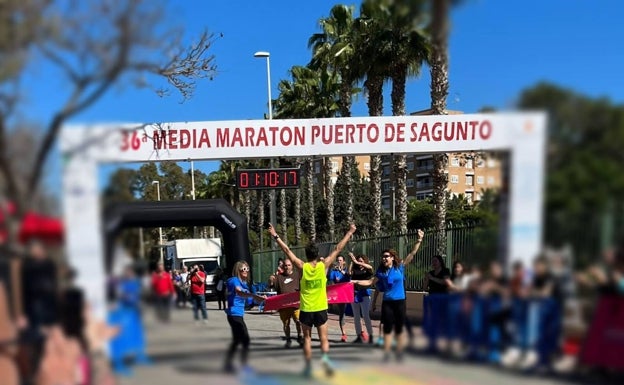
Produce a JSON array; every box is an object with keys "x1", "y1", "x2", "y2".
[{"x1": 117, "y1": 301, "x2": 586, "y2": 385}]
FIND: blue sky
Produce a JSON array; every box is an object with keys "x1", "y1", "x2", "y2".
[{"x1": 40, "y1": 0, "x2": 623, "y2": 195}]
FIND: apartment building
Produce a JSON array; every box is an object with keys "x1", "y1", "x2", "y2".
[
  {"x1": 379, "y1": 109, "x2": 502, "y2": 211},
  {"x1": 380, "y1": 153, "x2": 502, "y2": 210},
  {"x1": 310, "y1": 109, "x2": 502, "y2": 212},
  {"x1": 311, "y1": 156, "x2": 371, "y2": 185}
]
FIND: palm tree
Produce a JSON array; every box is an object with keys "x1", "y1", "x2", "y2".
[
  {"x1": 429, "y1": 0, "x2": 451, "y2": 255},
  {"x1": 309, "y1": 4, "x2": 360, "y2": 225},
  {"x1": 273, "y1": 65, "x2": 341, "y2": 241},
  {"x1": 356, "y1": 0, "x2": 391, "y2": 236},
  {"x1": 380, "y1": 0, "x2": 431, "y2": 234},
  {"x1": 293, "y1": 159, "x2": 303, "y2": 244}
]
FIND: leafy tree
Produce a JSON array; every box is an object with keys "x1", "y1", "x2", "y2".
[
  {"x1": 518, "y1": 82, "x2": 624, "y2": 265},
  {"x1": 0, "y1": 0, "x2": 218, "y2": 249}
]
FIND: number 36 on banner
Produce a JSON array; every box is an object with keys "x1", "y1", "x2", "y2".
[{"x1": 120, "y1": 131, "x2": 147, "y2": 151}]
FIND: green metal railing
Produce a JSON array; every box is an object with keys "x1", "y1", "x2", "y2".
[{"x1": 251, "y1": 224, "x2": 498, "y2": 291}]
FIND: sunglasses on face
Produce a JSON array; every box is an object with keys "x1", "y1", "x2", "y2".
[
  {"x1": 240, "y1": 267, "x2": 249, "y2": 272},
  {"x1": 382, "y1": 254, "x2": 391, "y2": 259}
]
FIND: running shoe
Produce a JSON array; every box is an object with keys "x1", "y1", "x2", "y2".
[
  {"x1": 285, "y1": 339, "x2": 292, "y2": 348},
  {"x1": 302, "y1": 363, "x2": 312, "y2": 378},
  {"x1": 352, "y1": 336, "x2": 363, "y2": 344},
  {"x1": 340, "y1": 334, "x2": 347, "y2": 342},
  {"x1": 321, "y1": 355, "x2": 335, "y2": 377}
]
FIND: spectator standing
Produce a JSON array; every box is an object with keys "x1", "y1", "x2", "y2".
[
  {"x1": 151, "y1": 262, "x2": 174, "y2": 323},
  {"x1": 18, "y1": 240, "x2": 60, "y2": 380},
  {"x1": 178, "y1": 266, "x2": 189, "y2": 308},
  {"x1": 276, "y1": 260, "x2": 303, "y2": 348},
  {"x1": 450, "y1": 261, "x2": 469, "y2": 292},
  {"x1": 189, "y1": 264, "x2": 208, "y2": 324},
  {"x1": 215, "y1": 268, "x2": 227, "y2": 311},
  {"x1": 328, "y1": 255, "x2": 350, "y2": 342},
  {"x1": 348, "y1": 252, "x2": 374, "y2": 344},
  {"x1": 425, "y1": 255, "x2": 452, "y2": 294}
]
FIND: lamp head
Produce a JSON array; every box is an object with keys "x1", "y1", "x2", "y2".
[{"x1": 253, "y1": 51, "x2": 270, "y2": 58}]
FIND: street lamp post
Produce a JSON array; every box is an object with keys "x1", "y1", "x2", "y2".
[
  {"x1": 254, "y1": 51, "x2": 277, "y2": 237},
  {"x1": 189, "y1": 159, "x2": 196, "y2": 201},
  {"x1": 152, "y1": 181, "x2": 164, "y2": 263}
]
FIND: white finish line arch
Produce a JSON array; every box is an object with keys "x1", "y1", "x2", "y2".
[{"x1": 61, "y1": 112, "x2": 546, "y2": 318}]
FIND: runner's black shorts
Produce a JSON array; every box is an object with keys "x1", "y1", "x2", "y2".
[{"x1": 299, "y1": 309, "x2": 328, "y2": 328}]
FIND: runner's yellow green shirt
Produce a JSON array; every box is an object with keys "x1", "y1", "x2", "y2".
[{"x1": 300, "y1": 262, "x2": 327, "y2": 312}]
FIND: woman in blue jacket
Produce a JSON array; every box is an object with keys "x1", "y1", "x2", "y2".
[
  {"x1": 353, "y1": 229, "x2": 424, "y2": 362},
  {"x1": 223, "y1": 261, "x2": 266, "y2": 374}
]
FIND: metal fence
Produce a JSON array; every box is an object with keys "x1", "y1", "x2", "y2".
[{"x1": 251, "y1": 224, "x2": 498, "y2": 291}]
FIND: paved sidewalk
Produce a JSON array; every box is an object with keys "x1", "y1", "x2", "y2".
[{"x1": 117, "y1": 302, "x2": 582, "y2": 385}]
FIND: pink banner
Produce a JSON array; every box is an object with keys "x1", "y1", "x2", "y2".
[{"x1": 263, "y1": 282, "x2": 354, "y2": 312}]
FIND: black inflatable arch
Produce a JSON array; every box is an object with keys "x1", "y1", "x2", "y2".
[{"x1": 103, "y1": 199, "x2": 251, "y2": 273}]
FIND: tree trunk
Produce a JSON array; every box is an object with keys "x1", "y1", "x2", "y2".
[
  {"x1": 365, "y1": 75, "x2": 384, "y2": 236},
  {"x1": 305, "y1": 157, "x2": 316, "y2": 243},
  {"x1": 339, "y1": 75, "x2": 355, "y2": 225},
  {"x1": 280, "y1": 189, "x2": 287, "y2": 241},
  {"x1": 323, "y1": 158, "x2": 335, "y2": 241},
  {"x1": 342, "y1": 156, "x2": 354, "y2": 223},
  {"x1": 430, "y1": 0, "x2": 450, "y2": 256},
  {"x1": 257, "y1": 190, "x2": 265, "y2": 250},
  {"x1": 294, "y1": 184, "x2": 302, "y2": 245},
  {"x1": 391, "y1": 69, "x2": 408, "y2": 234},
  {"x1": 244, "y1": 190, "x2": 251, "y2": 231}
]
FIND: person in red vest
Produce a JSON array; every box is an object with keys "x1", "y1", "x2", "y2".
[{"x1": 151, "y1": 262, "x2": 174, "y2": 323}]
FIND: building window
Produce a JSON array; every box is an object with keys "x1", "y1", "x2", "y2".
[
  {"x1": 487, "y1": 176, "x2": 495, "y2": 185},
  {"x1": 476, "y1": 158, "x2": 485, "y2": 168},
  {"x1": 407, "y1": 179, "x2": 414, "y2": 188},
  {"x1": 383, "y1": 165, "x2": 391, "y2": 176},
  {"x1": 450, "y1": 175, "x2": 459, "y2": 184},
  {"x1": 466, "y1": 192, "x2": 473, "y2": 204},
  {"x1": 416, "y1": 192, "x2": 431, "y2": 201},
  {"x1": 331, "y1": 161, "x2": 339, "y2": 173},
  {"x1": 364, "y1": 162, "x2": 370, "y2": 171},
  {"x1": 314, "y1": 163, "x2": 321, "y2": 174},
  {"x1": 407, "y1": 162, "x2": 414, "y2": 171},
  {"x1": 382, "y1": 182, "x2": 390, "y2": 192},
  {"x1": 487, "y1": 158, "x2": 496, "y2": 168},
  {"x1": 451, "y1": 157, "x2": 460, "y2": 167},
  {"x1": 466, "y1": 175, "x2": 473, "y2": 185},
  {"x1": 477, "y1": 176, "x2": 484, "y2": 185},
  {"x1": 382, "y1": 197, "x2": 390, "y2": 209},
  {"x1": 465, "y1": 159, "x2": 473, "y2": 169}
]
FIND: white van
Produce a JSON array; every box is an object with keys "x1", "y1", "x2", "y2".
[{"x1": 165, "y1": 238, "x2": 222, "y2": 298}]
